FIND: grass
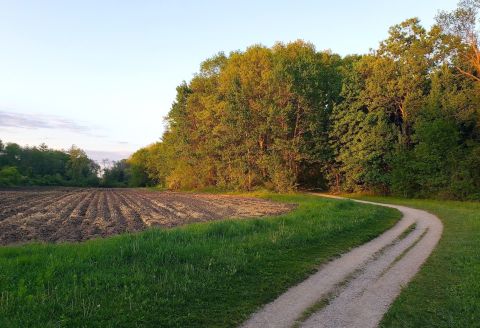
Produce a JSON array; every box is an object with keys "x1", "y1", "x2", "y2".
[
  {"x1": 293, "y1": 297, "x2": 330, "y2": 328},
  {"x1": 0, "y1": 193, "x2": 400, "y2": 328},
  {"x1": 349, "y1": 196, "x2": 480, "y2": 328},
  {"x1": 398, "y1": 223, "x2": 416, "y2": 240}
]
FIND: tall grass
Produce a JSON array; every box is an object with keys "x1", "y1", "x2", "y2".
[{"x1": 0, "y1": 194, "x2": 399, "y2": 327}]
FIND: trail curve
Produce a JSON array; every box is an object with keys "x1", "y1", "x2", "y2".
[{"x1": 241, "y1": 194, "x2": 443, "y2": 328}]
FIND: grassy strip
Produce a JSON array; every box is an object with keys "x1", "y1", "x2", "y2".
[
  {"x1": 0, "y1": 193, "x2": 399, "y2": 328},
  {"x1": 350, "y1": 196, "x2": 480, "y2": 328},
  {"x1": 398, "y1": 223, "x2": 416, "y2": 240},
  {"x1": 293, "y1": 297, "x2": 330, "y2": 328},
  {"x1": 378, "y1": 228, "x2": 428, "y2": 280},
  {"x1": 293, "y1": 262, "x2": 362, "y2": 328},
  {"x1": 295, "y1": 221, "x2": 419, "y2": 326}
]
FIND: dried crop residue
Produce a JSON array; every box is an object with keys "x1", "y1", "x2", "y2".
[{"x1": 0, "y1": 188, "x2": 294, "y2": 245}]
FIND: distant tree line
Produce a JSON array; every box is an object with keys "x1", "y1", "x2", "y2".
[
  {"x1": 3, "y1": 2, "x2": 479, "y2": 200},
  {"x1": 0, "y1": 139, "x2": 157, "y2": 188},
  {"x1": 129, "y1": 2, "x2": 480, "y2": 199},
  {"x1": 0, "y1": 141, "x2": 100, "y2": 187}
]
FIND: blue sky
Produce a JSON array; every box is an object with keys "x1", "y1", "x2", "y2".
[{"x1": 0, "y1": 0, "x2": 457, "y2": 161}]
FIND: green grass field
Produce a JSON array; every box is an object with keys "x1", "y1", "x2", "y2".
[
  {"x1": 351, "y1": 196, "x2": 480, "y2": 328},
  {"x1": 0, "y1": 193, "x2": 399, "y2": 328}
]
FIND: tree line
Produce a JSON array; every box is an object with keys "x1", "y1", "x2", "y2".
[
  {"x1": 0, "y1": 141, "x2": 100, "y2": 187},
  {"x1": 3, "y1": 2, "x2": 479, "y2": 200},
  {"x1": 129, "y1": 1, "x2": 480, "y2": 199},
  {"x1": 0, "y1": 139, "x2": 157, "y2": 188},
  {"x1": 0, "y1": 140, "x2": 155, "y2": 187}
]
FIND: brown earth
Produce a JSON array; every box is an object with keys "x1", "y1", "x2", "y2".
[{"x1": 0, "y1": 188, "x2": 294, "y2": 246}]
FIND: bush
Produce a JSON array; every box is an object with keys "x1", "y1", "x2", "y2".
[{"x1": 0, "y1": 166, "x2": 23, "y2": 186}]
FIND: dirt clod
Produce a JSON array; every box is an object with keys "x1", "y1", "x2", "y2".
[{"x1": 0, "y1": 188, "x2": 294, "y2": 245}]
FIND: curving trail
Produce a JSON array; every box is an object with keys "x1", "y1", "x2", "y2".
[{"x1": 241, "y1": 194, "x2": 443, "y2": 328}]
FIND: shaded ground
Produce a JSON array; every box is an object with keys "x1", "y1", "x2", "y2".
[{"x1": 0, "y1": 188, "x2": 294, "y2": 245}]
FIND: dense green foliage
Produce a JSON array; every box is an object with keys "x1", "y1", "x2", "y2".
[
  {"x1": 146, "y1": 42, "x2": 343, "y2": 192},
  {"x1": 0, "y1": 140, "x2": 159, "y2": 188},
  {"x1": 3, "y1": 2, "x2": 478, "y2": 198},
  {"x1": 127, "y1": 2, "x2": 479, "y2": 199},
  {"x1": 101, "y1": 150, "x2": 160, "y2": 187},
  {"x1": 0, "y1": 193, "x2": 399, "y2": 327},
  {"x1": 350, "y1": 195, "x2": 480, "y2": 328},
  {"x1": 0, "y1": 141, "x2": 151, "y2": 188},
  {"x1": 0, "y1": 141, "x2": 100, "y2": 187}
]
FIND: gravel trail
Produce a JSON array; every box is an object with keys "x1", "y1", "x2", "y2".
[{"x1": 241, "y1": 194, "x2": 443, "y2": 328}]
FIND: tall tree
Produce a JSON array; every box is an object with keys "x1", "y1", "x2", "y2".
[{"x1": 437, "y1": 0, "x2": 480, "y2": 82}]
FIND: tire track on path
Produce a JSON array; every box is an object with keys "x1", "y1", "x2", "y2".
[{"x1": 241, "y1": 194, "x2": 443, "y2": 328}]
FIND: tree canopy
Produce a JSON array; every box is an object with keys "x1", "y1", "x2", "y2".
[
  {"x1": 0, "y1": 142, "x2": 100, "y2": 187},
  {"x1": 4, "y1": 1, "x2": 479, "y2": 200},
  {"x1": 129, "y1": 1, "x2": 480, "y2": 199}
]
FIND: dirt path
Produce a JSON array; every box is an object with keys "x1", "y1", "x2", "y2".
[{"x1": 241, "y1": 194, "x2": 443, "y2": 328}]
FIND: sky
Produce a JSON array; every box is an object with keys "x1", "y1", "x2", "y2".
[{"x1": 0, "y1": 0, "x2": 458, "y2": 162}]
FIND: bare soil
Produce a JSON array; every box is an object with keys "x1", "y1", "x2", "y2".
[{"x1": 0, "y1": 188, "x2": 294, "y2": 246}]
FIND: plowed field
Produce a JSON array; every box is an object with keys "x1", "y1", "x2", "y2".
[{"x1": 0, "y1": 188, "x2": 294, "y2": 245}]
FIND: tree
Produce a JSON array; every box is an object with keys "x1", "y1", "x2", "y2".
[
  {"x1": 127, "y1": 148, "x2": 150, "y2": 187},
  {"x1": 102, "y1": 160, "x2": 130, "y2": 187},
  {"x1": 437, "y1": 0, "x2": 480, "y2": 82},
  {"x1": 66, "y1": 146, "x2": 99, "y2": 186},
  {"x1": 0, "y1": 142, "x2": 101, "y2": 186},
  {"x1": 0, "y1": 166, "x2": 22, "y2": 186},
  {"x1": 124, "y1": 14, "x2": 479, "y2": 199}
]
